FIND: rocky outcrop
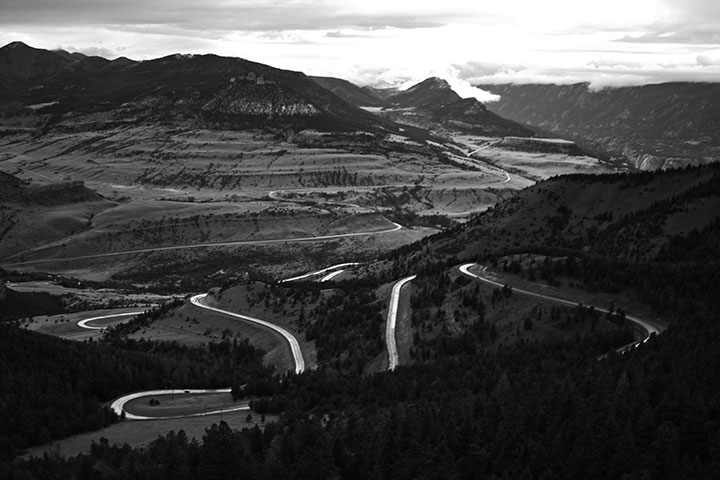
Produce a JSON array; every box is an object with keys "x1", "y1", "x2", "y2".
[{"x1": 202, "y1": 84, "x2": 320, "y2": 117}]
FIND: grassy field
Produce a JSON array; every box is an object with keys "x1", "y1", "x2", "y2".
[
  {"x1": 210, "y1": 282, "x2": 322, "y2": 369},
  {"x1": 128, "y1": 296, "x2": 298, "y2": 373},
  {"x1": 2, "y1": 125, "x2": 556, "y2": 289},
  {"x1": 124, "y1": 392, "x2": 245, "y2": 418},
  {"x1": 454, "y1": 134, "x2": 615, "y2": 181},
  {"x1": 24, "y1": 307, "x2": 149, "y2": 341},
  {"x1": 22, "y1": 409, "x2": 279, "y2": 459}
]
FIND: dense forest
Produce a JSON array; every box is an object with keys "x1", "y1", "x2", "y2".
[
  {"x1": 0, "y1": 325, "x2": 270, "y2": 461},
  {"x1": 2, "y1": 165, "x2": 719, "y2": 478},
  {"x1": 3, "y1": 311, "x2": 719, "y2": 478}
]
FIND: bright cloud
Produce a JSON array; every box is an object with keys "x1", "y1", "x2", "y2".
[{"x1": 1, "y1": 0, "x2": 719, "y2": 88}]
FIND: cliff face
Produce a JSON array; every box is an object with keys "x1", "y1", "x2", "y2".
[
  {"x1": 202, "y1": 82, "x2": 320, "y2": 117},
  {"x1": 479, "y1": 83, "x2": 720, "y2": 170}
]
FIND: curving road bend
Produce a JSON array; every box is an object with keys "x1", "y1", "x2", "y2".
[
  {"x1": 385, "y1": 275, "x2": 416, "y2": 370},
  {"x1": 77, "y1": 311, "x2": 144, "y2": 330},
  {"x1": 109, "y1": 388, "x2": 249, "y2": 420},
  {"x1": 108, "y1": 293, "x2": 306, "y2": 420},
  {"x1": 458, "y1": 263, "x2": 662, "y2": 348},
  {"x1": 466, "y1": 142, "x2": 511, "y2": 184},
  {"x1": 190, "y1": 294, "x2": 305, "y2": 374}
]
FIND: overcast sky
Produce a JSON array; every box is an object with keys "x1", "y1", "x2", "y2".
[{"x1": 2, "y1": 0, "x2": 719, "y2": 100}]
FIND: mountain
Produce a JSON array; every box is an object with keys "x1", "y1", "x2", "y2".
[
  {"x1": 387, "y1": 77, "x2": 462, "y2": 107},
  {"x1": 311, "y1": 76, "x2": 387, "y2": 107},
  {"x1": 0, "y1": 42, "x2": 111, "y2": 99},
  {"x1": 383, "y1": 77, "x2": 534, "y2": 136},
  {"x1": 479, "y1": 82, "x2": 720, "y2": 169},
  {"x1": 0, "y1": 42, "x2": 420, "y2": 136},
  {"x1": 308, "y1": 76, "x2": 533, "y2": 137}
]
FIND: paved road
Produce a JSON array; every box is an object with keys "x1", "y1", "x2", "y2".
[
  {"x1": 466, "y1": 141, "x2": 511, "y2": 184},
  {"x1": 319, "y1": 270, "x2": 345, "y2": 282},
  {"x1": 190, "y1": 293, "x2": 305, "y2": 374},
  {"x1": 109, "y1": 292, "x2": 306, "y2": 420},
  {"x1": 77, "y1": 311, "x2": 144, "y2": 330},
  {"x1": 458, "y1": 263, "x2": 662, "y2": 347},
  {"x1": 280, "y1": 262, "x2": 360, "y2": 283},
  {"x1": 109, "y1": 388, "x2": 249, "y2": 420},
  {"x1": 1, "y1": 223, "x2": 402, "y2": 267},
  {"x1": 385, "y1": 275, "x2": 416, "y2": 370}
]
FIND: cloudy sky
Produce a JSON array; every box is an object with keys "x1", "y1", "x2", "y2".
[{"x1": 2, "y1": 0, "x2": 719, "y2": 98}]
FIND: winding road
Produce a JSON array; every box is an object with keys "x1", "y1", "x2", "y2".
[
  {"x1": 465, "y1": 141, "x2": 512, "y2": 184},
  {"x1": 458, "y1": 263, "x2": 662, "y2": 348},
  {"x1": 190, "y1": 293, "x2": 305, "y2": 374},
  {"x1": 108, "y1": 293, "x2": 305, "y2": 420},
  {"x1": 108, "y1": 263, "x2": 413, "y2": 418},
  {"x1": 89, "y1": 260, "x2": 660, "y2": 420}
]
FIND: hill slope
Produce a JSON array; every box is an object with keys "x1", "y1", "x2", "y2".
[
  {"x1": 480, "y1": 82, "x2": 720, "y2": 169},
  {"x1": 311, "y1": 76, "x2": 387, "y2": 107},
  {"x1": 421, "y1": 164, "x2": 720, "y2": 262}
]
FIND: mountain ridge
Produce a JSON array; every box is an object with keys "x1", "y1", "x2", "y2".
[
  {"x1": 479, "y1": 82, "x2": 720, "y2": 169},
  {"x1": 0, "y1": 42, "x2": 423, "y2": 137}
]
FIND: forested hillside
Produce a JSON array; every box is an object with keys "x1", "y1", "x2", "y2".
[
  {"x1": 4, "y1": 312, "x2": 719, "y2": 478},
  {"x1": 0, "y1": 324, "x2": 269, "y2": 460},
  {"x1": 3, "y1": 165, "x2": 719, "y2": 478}
]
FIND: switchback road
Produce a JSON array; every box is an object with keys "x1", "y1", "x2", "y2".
[{"x1": 190, "y1": 294, "x2": 305, "y2": 374}]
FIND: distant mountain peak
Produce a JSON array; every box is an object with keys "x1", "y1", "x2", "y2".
[
  {"x1": 410, "y1": 77, "x2": 452, "y2": 90},
  {"x1": 1, "y1": 41, "x2": 31, "y2": 51},
  {"x1": 408, "y1": 77, "x2": 450, "y2": 90},
  {"x1": 0, "y1": 42, "x2": 421, "y2": 137},
  {"x1": 388, "y1": 77, "x2": 461, "y2": 108}
]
